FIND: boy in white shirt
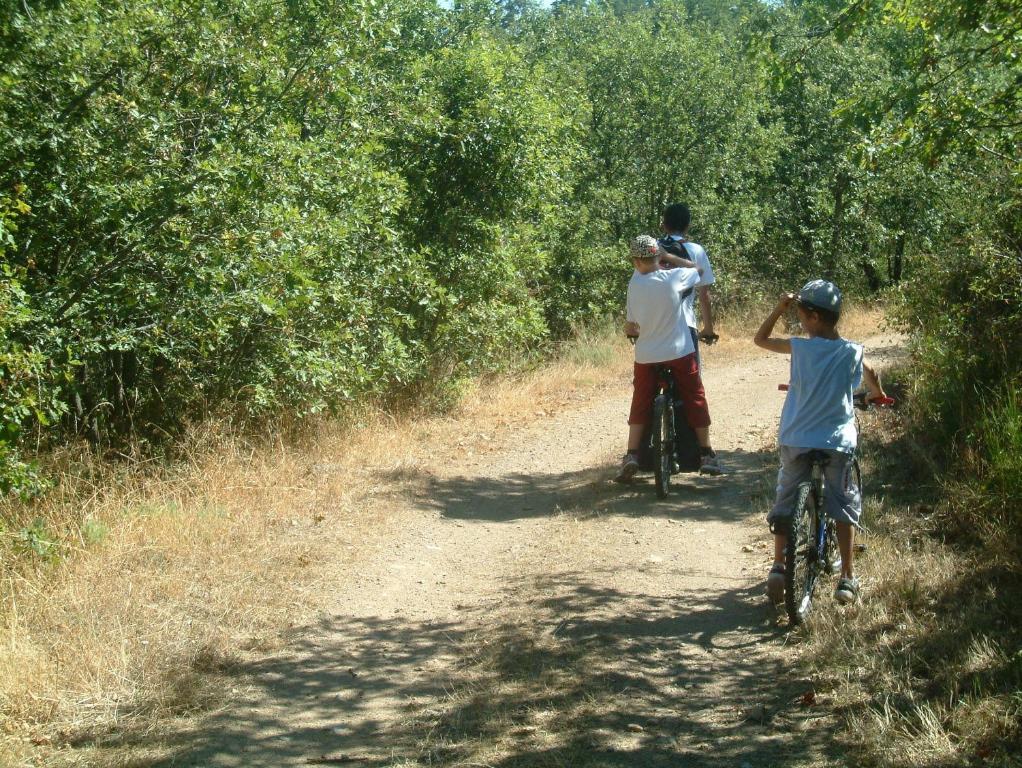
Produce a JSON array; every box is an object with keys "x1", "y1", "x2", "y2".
[
  {"x1": 617, "y1": 235, "x2": 722, "y2": 482},
  {"x1": 754, "y1": 280, "x2": 888, "y2": 605}
]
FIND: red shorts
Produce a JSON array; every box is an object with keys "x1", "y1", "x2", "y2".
[{"x1": 628, "y1": 355, "x2": 711, "y2": 429}]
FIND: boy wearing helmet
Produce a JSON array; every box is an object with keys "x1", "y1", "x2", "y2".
[
  {"x1": 617, "y1": 235, "x2": 722, "y2": 483},
  {"x1": 754, "y1": 280, "x2": 888, "y2": 605}
]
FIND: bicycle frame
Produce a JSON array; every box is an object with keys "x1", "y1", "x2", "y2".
[
  {"x1": 655, "y1": 366, "x2": 677, "y2": 403},
  {"x1": 651, "y1": 366, "x2": 677, "y2": 498},
  {"x1": 809, "y1": 462, "x2": 835, "y2": 572},
  {"x1": 787, "y1": 450, "x2": 841, "y2": 623}
]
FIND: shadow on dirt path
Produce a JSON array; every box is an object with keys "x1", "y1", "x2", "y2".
[
  {"x1": 408, "y1": 446, "x2": 774, "y2": 524},
  {"x1": 67, "y1": 336, "x2": 913, "y2": 767},
  {"x1": 136, "y1": 573, "x2": 830, "y2": 767},
  {"x1": 91, "y1": 445, "x2": 838, "y2": 767}
]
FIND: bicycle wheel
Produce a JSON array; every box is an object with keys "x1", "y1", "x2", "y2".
[
  {"x1": 652, "y1": 394, "x2": 673, "y2": 499},
  {"x1": 784, "y1": 481, "x2": 820, "y2": 625},
  {"x1": 823, "y1": 517, "x2": 840, "y2": 575}
]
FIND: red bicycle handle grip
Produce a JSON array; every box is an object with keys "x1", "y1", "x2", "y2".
[{"x1": 778, "y1": 384, "x2": 790, "y2": 391}]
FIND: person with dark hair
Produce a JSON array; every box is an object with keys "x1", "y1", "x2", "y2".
[
  {"x1": 616, "y1": 235, "x2": 723, "y2": 482},
  {"x1": 754, "y1": 280, "x2": 888, "y2": 606},
  {"x1": 658, "y1": 203, "x2": 717, "y2": 368}
]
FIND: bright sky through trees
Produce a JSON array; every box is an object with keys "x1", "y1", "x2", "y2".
[{"x1": 437, "y1": 1, "x2": 555, "y2": 7}]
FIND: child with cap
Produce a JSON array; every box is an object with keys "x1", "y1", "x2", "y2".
[
  {"x1": 617, "y1": 235, "x2": 723, "y2": 482},
  {"x1": 754, "y1": 280, "x2": 888, "y2": 605}
]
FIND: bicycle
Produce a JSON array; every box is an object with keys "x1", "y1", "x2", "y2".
[
  {"x1": 775, "y1": 384, "x2": 894, "y2": 625},
  {"x1": 637, "y1": 365, "x2": 702, "y2": 497},
  {"x1": 650, "y1": 366, "x2": 677, "y2": 498},
  {"x1": 623, "y1": 331, "x2": 709, "y2": 497}
]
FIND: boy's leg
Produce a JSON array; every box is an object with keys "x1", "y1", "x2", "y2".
[
  {"x1": 627, "y1": 423, "x2": 645, "y2": 453},
  {"x1": 836, "y1": 522, "x2": 854, "y2": 580},
  {"x1": 770, "y1": 447, "x2": 813, "y2": 526},
  {"x1": 767, "y1": 447, "x2": 813, "y2": 599},
  {"x1": 617, "y1": 363, "x2": 657, "y2": 481},
  {"x1": 667, "y1": 355, "x2": 710, "y2": 442},
  {"x1": 834, "y1": 520, "x2": 860, "y2": 603},
  {"x1": 822, "y1": 450, "x2": 863, "y2": 603},
  {"x1": 821, "y1": 451, "x2": 862, "y2": 562},
  {"x1": 667, "y1": 356, "x2": 722, "y2": 474},
  {"x1": 767, "y1": 534, "x2": 786, "y2": 603},
  {"x1": 626, "y1": 362, "x2": 658, "y2": 450},
  {"x1": 774, "y1": 534, "x2": 786, "y2": 563},
  {"x1": 694, "y1": 427, "x2": 709, "y2": 448}
]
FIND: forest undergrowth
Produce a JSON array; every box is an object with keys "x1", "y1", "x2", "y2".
[{"x1": 2, "y1": 0, "x2": 1020, "y2": 764}]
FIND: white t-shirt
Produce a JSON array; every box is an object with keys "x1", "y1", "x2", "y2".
[
  {"x1": 626, "y1": 266, "x2": 700, "y2": 364},
  {"x1": 662, "y1": 235, "x2": 715, "y2": 329},
  {"x1": 779, "y1": 337, "x2": 864, "y2": 453}
]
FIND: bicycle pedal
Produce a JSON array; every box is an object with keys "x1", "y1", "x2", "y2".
[{"x1": 855, "y1": 543, "x2": 868, "y2": 553}]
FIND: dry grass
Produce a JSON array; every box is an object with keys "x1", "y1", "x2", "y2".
[
  {"x1": 0, "y1": 323, "x2": 636, "y2": 766},
  {"x1": 1, "y1": 426, "x2": 376, "y2": 760},
  {"x1": 791, "y1": 403, "x2": 1022, "y2": 768}
]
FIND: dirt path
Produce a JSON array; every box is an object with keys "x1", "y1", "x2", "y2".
[{"x1": 151, "y1": 333, "x2": 906, "y2": 767}]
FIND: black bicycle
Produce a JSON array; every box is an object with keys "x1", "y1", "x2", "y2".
[
  {"x1": 777, "y1": 385, "x2": 894, "y2": 625},
  {"x1": 625, "y1": 332, "x2": 708, "y2": 497},
  {"x1": 650, "y1": 366, "x2": 677, "y2": 498},
  {"x1": 643, "y1": 366, "x2": 701, "y2": 498}
]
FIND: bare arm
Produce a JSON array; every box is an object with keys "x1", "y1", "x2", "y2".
[
  {"x1": 753, "y1": 294, "x2": 794, "y2": 354},
  {"x1": 657, "y1": 245, "x2": 701, "y2": 273},
  {"x1": 862, "y1": 361, "x2": 887, "y2": 400},
  {"x1": 698, "y1": 285, "x2": 715, "y2": 337}
]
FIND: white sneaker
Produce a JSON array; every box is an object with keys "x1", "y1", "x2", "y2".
[
  {"x1": 615, "y1": 453, "x2": 640, "y2": 483},
  {"x1": 834, "y1": 577, "x2": 860, "y2": 605},
  {"x1": 699, "y1": 452, "x2": 723, "y2": 475},
  {"x1": 767, "y1": 564, "x2": 786, "y2": 604}
]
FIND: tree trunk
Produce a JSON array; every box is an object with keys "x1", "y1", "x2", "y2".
[
  {"x1": 862, "y1": 260, "x2": 881, "y2": 292},
  {"x1": 827, "y1": 171, "x2": 849, "y2": 276},
  {"x1": 890, "y1": 233, "x2": 905, "y2": 282}
]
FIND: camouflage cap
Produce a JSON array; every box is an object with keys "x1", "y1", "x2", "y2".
[{"x1": 629, "y1": 234, "x2": 660, "y2": 260}]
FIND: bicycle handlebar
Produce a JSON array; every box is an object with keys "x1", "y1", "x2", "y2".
[
  {"x1": 852, "y1": 390, "x2": 896, "y2": 408},
  {"x1": 626, "y1": 333, "x2": 717, "y2": 346},
  {"x1": 779, "y1": 384, "x2": 896, "y2": 408},
  {"x1": 860, "y1": 394, "x2": 896, "y2": 407}
]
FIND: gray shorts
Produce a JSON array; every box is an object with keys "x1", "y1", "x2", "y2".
[{"x1": 768, "y1": 446, "x2": 862, "y2": 528}]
